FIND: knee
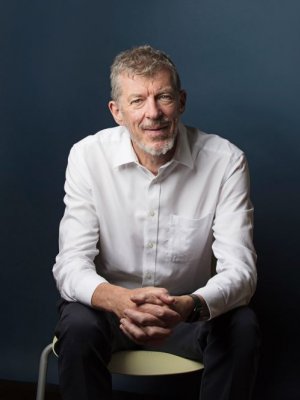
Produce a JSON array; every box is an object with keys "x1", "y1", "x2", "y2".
[
  {"x1": 210, "y1": 306, "x2": 261, "y2": 356},
  {"x1": 227, "y1": 307, "x2": 261, "y2": 356},
  {"x1": 56, "y1": 302, "x2": 112, "y2": 353}
]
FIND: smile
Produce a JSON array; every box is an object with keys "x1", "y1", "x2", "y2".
[
  {"x1": 143, "y1": 128, "x2": 171, "y2": 139},
  {"x1": 142, "y1": 124, "x2": 169, "y2": 130}
]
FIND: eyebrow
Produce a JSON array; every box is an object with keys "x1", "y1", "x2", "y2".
[{"x1": 128, "y1": 87, "x2": 175, "y2": 98}]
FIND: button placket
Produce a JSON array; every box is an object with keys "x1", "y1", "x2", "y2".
[{"x1": 142, "y1": 182, "x2": 160, "y2": 287}]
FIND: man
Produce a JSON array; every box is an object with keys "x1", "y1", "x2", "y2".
[{"x1": 53, "y1": 45, "x2": 260, "y2": 400}]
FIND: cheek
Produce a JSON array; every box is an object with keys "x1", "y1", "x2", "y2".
[
  {"x1": 166, "y1": 105, "x2": 181, "y2": 119},
  {"x1": 128, "y1": 111, "x2": 144, "y2": 125},
  {"x1": 121, "y1": 118, "x2": 136, "y2": 131},
  {"x1": 170, "y1": 113, "x2": 180, "y2": 125}
]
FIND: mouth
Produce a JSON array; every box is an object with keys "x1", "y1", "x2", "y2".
[
  {"x1": 143, "y1": 128, "x2": 170, "y2": 141},
  {"x1": 142, "y1": 124, "x2": 169, "y2": 131},
  {"x1": 142, "y1": 123, "x2": 171, "y2": 136}
]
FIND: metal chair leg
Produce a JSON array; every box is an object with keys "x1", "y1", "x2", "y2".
[{"x1": 36, "y1": 343, "x2": 53, "y2": 400}]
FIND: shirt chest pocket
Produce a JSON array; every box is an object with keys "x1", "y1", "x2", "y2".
[{"x1": 168, "y1": 213, "x2": 213, "y2": 263}]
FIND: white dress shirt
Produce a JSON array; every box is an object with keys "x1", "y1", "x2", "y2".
[{"x1": 53, "y1": 123, "x2": 257, "y2": 319}]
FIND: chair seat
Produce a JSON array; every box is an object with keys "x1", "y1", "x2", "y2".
[
  {"x1": 108, "y1": 350, "x2": 204, "y2": 376},
  {"x1": 36, "y1": 341, "x2": 204, "y2": 400}
]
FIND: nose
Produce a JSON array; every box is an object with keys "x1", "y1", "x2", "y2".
[{"x1": 145, "y1": 97, "x2": 162, "y2": 119}]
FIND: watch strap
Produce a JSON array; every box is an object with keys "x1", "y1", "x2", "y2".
[{"x1": 186, "y1": 294, "x2": 202, "y2": 323}]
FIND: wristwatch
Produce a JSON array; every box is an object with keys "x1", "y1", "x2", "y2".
[{"x1": 186, "y1": 294, "x2": 203, "y2": 323}]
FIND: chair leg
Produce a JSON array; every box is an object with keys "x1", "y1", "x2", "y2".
[{"x1": 36, "y1": 343, "x2": 53, "y2": 400}]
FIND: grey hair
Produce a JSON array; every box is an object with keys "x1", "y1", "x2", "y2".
[{"x1": 110, "y1": 45, "x2": 181, "y2": 101}]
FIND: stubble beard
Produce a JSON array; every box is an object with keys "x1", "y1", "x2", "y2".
[{"x1": 134, "y1": 133, "x2": 177, "y2": 157}]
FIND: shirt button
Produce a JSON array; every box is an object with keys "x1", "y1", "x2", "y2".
[
  {"x1": 147, "y1": 241, "x2": 154, "y2": 249},
  {"x1": 149, "y1": 210, "x2": 155, "y2": 217}
]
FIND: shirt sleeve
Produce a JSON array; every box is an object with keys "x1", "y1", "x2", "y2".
[
  {"x1": 195, "y1": 153, "x2": 257, "y2": 319},
  {"x1": 52, "y1": 143, "x2": 108, "y2": 305}
]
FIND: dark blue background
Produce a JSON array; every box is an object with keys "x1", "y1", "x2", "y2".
[{"x1": 1, "y1": 1, "x2": 299, "y2": 399}]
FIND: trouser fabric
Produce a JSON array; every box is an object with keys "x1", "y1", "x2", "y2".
[{"x1": 55, "y1": 300, "x2": 260, "y2": 400}]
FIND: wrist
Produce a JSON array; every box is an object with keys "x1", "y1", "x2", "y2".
[
  {"x1": 172, "y1": 295, "x2": 194, "y2": 321},
  {"x1": 91, "y1": 283, "x2": 130, "y2": 317},
  {"x1": 186, "y1": 294, "x2": 210, "y2": 322}
]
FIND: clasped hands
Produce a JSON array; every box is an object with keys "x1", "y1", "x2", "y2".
[
  {"x1": 92, "y1": 284, "x2": 194, "y2": 346},
  {"x1": 119, "y1": 287, "x2": 195, "y2": 346}
]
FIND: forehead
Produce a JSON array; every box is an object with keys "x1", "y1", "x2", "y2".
[{"x1": 118, "y1": 69, "x2": 175, "y2": 95}]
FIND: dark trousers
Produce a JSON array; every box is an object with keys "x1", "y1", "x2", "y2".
[{"x1": 55, "y1": 300, "x2": 260, "y2": 400}]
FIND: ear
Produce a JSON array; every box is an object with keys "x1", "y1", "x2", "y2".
[
  {"x1": 108, "y1": 100, "x2": 124, "y2": 125},
  {"x1": 178, "y1": 90, "x2": 187, "y2": 114}
]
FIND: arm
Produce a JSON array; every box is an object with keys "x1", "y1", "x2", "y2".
[
  {"x1": 53, "y1": 144, "x2": 107, "y2": 304},
  {"x1": 197, "y1": 153, "x2": 257, "y2": 318}
]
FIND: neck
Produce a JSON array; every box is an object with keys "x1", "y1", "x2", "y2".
[{"x1": 132, "y1": 142, "x2": 176, "y2": 175}]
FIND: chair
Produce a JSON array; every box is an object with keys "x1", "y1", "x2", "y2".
[{"x1": 36, "y1": 337, "x2": 204, "y2": 400}]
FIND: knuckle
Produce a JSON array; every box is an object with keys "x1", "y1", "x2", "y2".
[
  {"x1": 145, "y1": 326, "x2": 155, "y2": 336},
  {"x1": 156, "y1": 309, "x2": 165, "y2": 318},
  {"x1": 139, "y1": 315, "x2": 150, "y2": 325},
  {"x1": 136, "y1": 332, "x2": 146, "y2": 340}
]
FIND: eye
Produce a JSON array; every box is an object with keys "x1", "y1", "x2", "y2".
[
  {"x1": 158, "y1": 93, "x2": 174, "y2": 102},
  {"x1": 130, "y1": 98, "x2": 143, "y2": 105}
]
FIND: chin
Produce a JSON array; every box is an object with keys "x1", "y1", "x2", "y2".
[{"x1": 141, "y1": 138, "x2": 176, "y2": 157}]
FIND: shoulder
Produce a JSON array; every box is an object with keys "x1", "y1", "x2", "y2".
[
  {"x1": 72, "y1": 125, "x2": 127, "y2": 150},
  {"x1": 185, "y1": 125, "x2": 244, "y2": 158},
  {"x1": 68, "y1": 126, "x2": 129, "y2": 160}
]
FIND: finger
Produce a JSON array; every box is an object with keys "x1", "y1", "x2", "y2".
[
  {"x1": 120, "y1": 318, "x2": 149, "y2": 345},
  {"x1": 158, "y1": 293, "x2": 176, "y2": 306},
  {"x1": 120, "y1": 324, "x2": 143, "y2": 344},
  {"x1": 124, "y1": 308, "x2": 167, "y2": 327},
  {"x1": 137, "y1": 304, "x2": 182, "y2": 326},
  {"x1": 143, "y1": 324, "x2": 172, "y2": 340},
  {"x1": 130, "y1": 287, "x2": 169, "y2": 305},
  {"x1": 120, "y1": 318, "x2": 171, "y2": 344},
  {"x1": 130, "y1": 293, "x2": 164, "y2": 306}
]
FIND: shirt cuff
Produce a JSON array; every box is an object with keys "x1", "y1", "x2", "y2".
[
  {"x1": 74, "y1": 274, "x2": 108, "y2": 306},
  {"x1": 193, "y1": 286, "x2": 224, "y2": 320}
]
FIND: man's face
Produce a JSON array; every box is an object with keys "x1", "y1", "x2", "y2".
[{"x1": 109, "y1": 69, "x2": 186, "y2": 159}]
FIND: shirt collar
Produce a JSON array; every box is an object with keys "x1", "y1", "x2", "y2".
[
  {"x1": 173, "y1": 123, "x2": 194, "y2": 169},
  {"x1": 112, "y1": 123, "x2": 194, "y2": 170},
  {"x1": 112, "y1": 127, "x2": 139, "y2": 168}
]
